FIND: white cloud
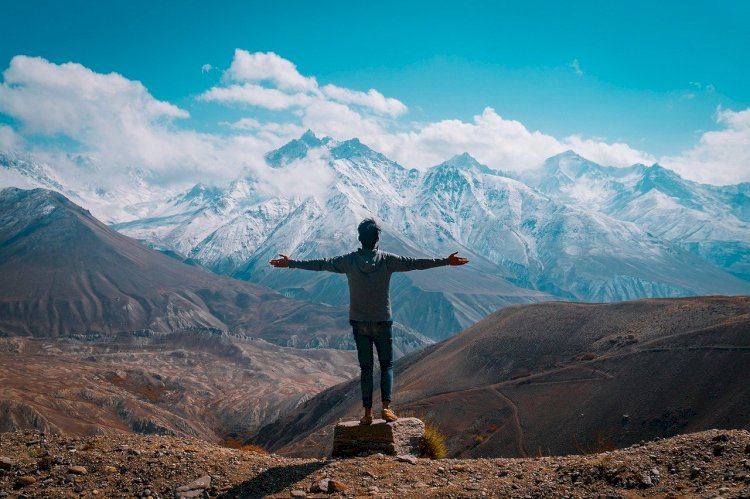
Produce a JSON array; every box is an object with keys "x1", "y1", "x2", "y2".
[
  {"x1": 200, "y1": 83, "x2": 313, "y2": 109},
  {"x1": 366, "y1": 107, "x2": 561, "y2": 170},
  {"x1": 357, "y1": 107, "x2": 652, "y2": 172},
  {"x1": 226, "y1": 117, "x2": 261, "y2": 130},
  {"x1": 255, "y1": 147, "x2": 335, "y2": 199},
  {"x1": 562, "y1": 135, "x2": 655, "y2": 167},
  {"x1": 321, "y1": 84, "x2": 407, "y2": 116},
  {"x1": 300, "y1": 99, "x2": 387, "y2": 141},
  {"x1": 4, "y1": 50, "x2": 747, "y2": 206},
  {"x1": 224, "y1": 118, "x2": 304, "y2": 142},
  {"x1": 0, "y1": 55, "x2": 275, "y2": 190},
  {"x1": 226, "y1": 49, "x2": 318, "y2": 91},
  {"x1": 0, "y1": 55, "x2": 187, "y2": 138},
  {"x1": 0, "y1": 124, "x2": 23, "y2": 149},
  {"x1": 201, "y1": 50, "x2": 407, "y2": 130},
  {"x1": 661, "y1": 107, "x2": 750, "y2": 184},
  {"x1": 201, "y1": 63, "x2": 213, "y2": 73}
]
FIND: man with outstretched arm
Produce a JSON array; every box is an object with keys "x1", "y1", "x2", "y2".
[{"x1": 270, "y1": 218, "x2": 469, "y2": 425}]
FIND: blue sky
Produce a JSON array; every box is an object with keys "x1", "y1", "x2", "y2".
[{"x1": 1, "y1": 0, "x2": 749, "y2": 184}]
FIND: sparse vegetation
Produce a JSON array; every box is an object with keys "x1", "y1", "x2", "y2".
[
  {"x1": 575, "y1": 430, "x2": 616, "y2": 454},
  {"x1": 419, "y1": 424, "x2": 447, "y2": 459},
  {"x1": 218, "y1": 435, "x2": 268, "y2": 454}
]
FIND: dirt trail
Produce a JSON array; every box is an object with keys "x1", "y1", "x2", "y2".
[{"x1": 490, "y1": 386, "x2": 527, "y2": 457}]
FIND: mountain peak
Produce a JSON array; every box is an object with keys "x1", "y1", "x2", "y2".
[
  {"x1": 264, "y1": 131, "x2": 329, "y2": 168},
  {"x1": 300, "y1": 129, "x2": 321, "y2": 146},
  {"x1": 435, "y1": 153, "x2": 494, "y2": 174},
  {"x1": 544, "y1": 150, "x2": 593, "y2": 166},
  {"x1": 330, "y1": 137, "x2": 385, "y2": 162}
]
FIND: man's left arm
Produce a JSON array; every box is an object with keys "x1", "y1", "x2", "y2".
[
  {"x1": 387, "y1": 251, "x2": 468, "y2": 272},
  {"x1": 270, "y1": 253, "x2": 350, "y2": 273}
]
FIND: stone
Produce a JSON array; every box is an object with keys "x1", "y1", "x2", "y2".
[
  {"x1": 68, "y1": 466, "x2": 88, "y2": 475},
  {"x1": 15, "y1": 475, "x2": 37, "y2": 488},
  {"x1": 316, "y1": 478, "x2": 330, "y2": 493},
  {"x1": 331, "y1": 417, "x2": 424, "y2": 458},
  {"x1": 0, "y1": 457, "x2": 15, "y2": 470},
  {"x1": 689, "y1": 466, "x2": 701, "y2": 479},
  {"x1": 639, "y1": 472, "x2": 653, "y2": 487},
  {"x1": 290, "y1": 491, "x2": 306, "y2": 498},
  {"x1": 175, "y1": 475, "x2": 211, "y2": 498},
  {"x1": 104, "y1": 465, "x2": 118, "y2": 474},
  {"x1": 397, "y1": 454, "x2": 418, "y2": 465}
]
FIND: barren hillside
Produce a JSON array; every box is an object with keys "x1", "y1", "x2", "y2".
[{"x1": 255, "y1": 296, "x2": 750, "y2": 458}]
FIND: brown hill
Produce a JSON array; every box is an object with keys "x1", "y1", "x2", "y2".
[
  {"x1": 254, "y1": 296, "x2": 750, "y2": 458},
  {"x1": 0, "y1": 187, "x2": 430, "y2": 353},
  {"x1": 0, "y1": 187, "x2": 350, "y2": 341},
  {"x1": 1, "y1": 428, "x2": 749, "y2": 497}
]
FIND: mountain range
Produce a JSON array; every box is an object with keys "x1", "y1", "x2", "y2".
[
  {"x1": 2, "y1": 133, "x2": 749, "y2": 342},
  {"x1": 0, "y1": 187, "x2": 428, "y2": 353}
]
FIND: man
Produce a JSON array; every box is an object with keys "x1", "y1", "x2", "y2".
[{"x1": 270, "y1": 218, "x2": 468, "y2": 425}]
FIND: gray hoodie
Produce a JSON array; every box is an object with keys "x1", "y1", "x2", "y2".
[{"x1": 289, "y1": 249, "x2": 449, "y2": 321}]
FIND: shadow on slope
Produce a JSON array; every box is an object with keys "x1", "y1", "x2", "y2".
[{"x1": 219, "y1": 462, "x2": 325, "y2": 499}]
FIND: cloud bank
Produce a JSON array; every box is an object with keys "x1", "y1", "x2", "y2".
[
  {"x1": 0, "y1": 51, "x2": 748, "y2": 190},
  {"x1": 661, "y1": 107, "x2": 750, "y2": 185}
]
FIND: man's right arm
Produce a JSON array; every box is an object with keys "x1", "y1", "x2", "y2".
[{"x1": 270, "y1": 254, "x2": 350, "y2": 273}]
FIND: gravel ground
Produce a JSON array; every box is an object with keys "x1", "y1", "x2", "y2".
[{"x1": 1, "y1": 428, "x2": 749, "y2": 498}]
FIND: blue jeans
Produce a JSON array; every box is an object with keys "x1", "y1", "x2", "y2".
[{"x1": 351, "y1": 320, "x2": 393, "y2": 409}]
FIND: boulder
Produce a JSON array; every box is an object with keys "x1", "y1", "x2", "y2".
[{"x1": 332, "y1": 417, "x2": 424, "y2": 458}]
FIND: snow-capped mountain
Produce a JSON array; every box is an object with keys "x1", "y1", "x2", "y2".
[
  {"x1": 3, "y1": 134, "x2": 749, "y2": 342},
  {"x1": 110, "y1": 134, "x2": 750, "y2": 340},
  {"x1": 0, "y1": 150, "x2": 181, "y2": 224},
  {"x1": 522, "y1": 151, "x2": 750, "y2": 281}
]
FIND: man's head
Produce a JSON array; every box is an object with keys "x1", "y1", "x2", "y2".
[{"x1": 358, "y1": 218, "x2": 381, "y2": 250}]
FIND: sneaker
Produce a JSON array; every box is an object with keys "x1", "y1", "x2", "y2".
[
  {"x1": 381, "y1": 408, "x2": 398, "y2": 422},
  {"x1": 360, "y1": 413, "x2": 373, "y2": 425}
]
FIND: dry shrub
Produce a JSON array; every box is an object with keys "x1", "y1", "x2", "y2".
[
  {"x1": 575, "y1": 430, "x2": 616, "y2": 454},
  {"x1": 219, "y1": 436, "x2": 268, "y2": 454},
  {"x1": 419, "y1": 424, "x2": 447, "y2": 459}
]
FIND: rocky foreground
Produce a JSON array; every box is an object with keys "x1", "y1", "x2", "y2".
[{"x1": 1, "y1": 429, "x2": 749, "y2": 498}]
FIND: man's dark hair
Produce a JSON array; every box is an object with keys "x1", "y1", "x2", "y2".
[{"x1": 358, "y1": 218, "x2": 381, "y2": 250}]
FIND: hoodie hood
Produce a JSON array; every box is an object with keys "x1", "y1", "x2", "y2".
[{"x1": 356, "y1": 248, "x2": 385, "y2": 273}]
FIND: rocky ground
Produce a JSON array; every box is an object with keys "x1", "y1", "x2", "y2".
[{"x1": 0, "y1": 428, "x2": 749, "y2": 498}]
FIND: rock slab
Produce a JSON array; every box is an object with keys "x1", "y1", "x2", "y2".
[{"x1": 332, "y1": 417, "x2": 424, "y2": 458}]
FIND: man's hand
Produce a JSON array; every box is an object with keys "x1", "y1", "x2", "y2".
[
  {"x1": 447, "y1": 251, "x2": 469, "y2": 266},
  {"x1": 270, "y1": 254, "x2": 290, "y2": 268}
]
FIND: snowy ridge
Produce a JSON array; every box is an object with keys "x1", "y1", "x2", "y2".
[
  {"x1": 523, "y1": 151, "x2": 750, "y2": 281},
  {"x1": 2, "y1": 133, "x2": 749, "y2": 341}
]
